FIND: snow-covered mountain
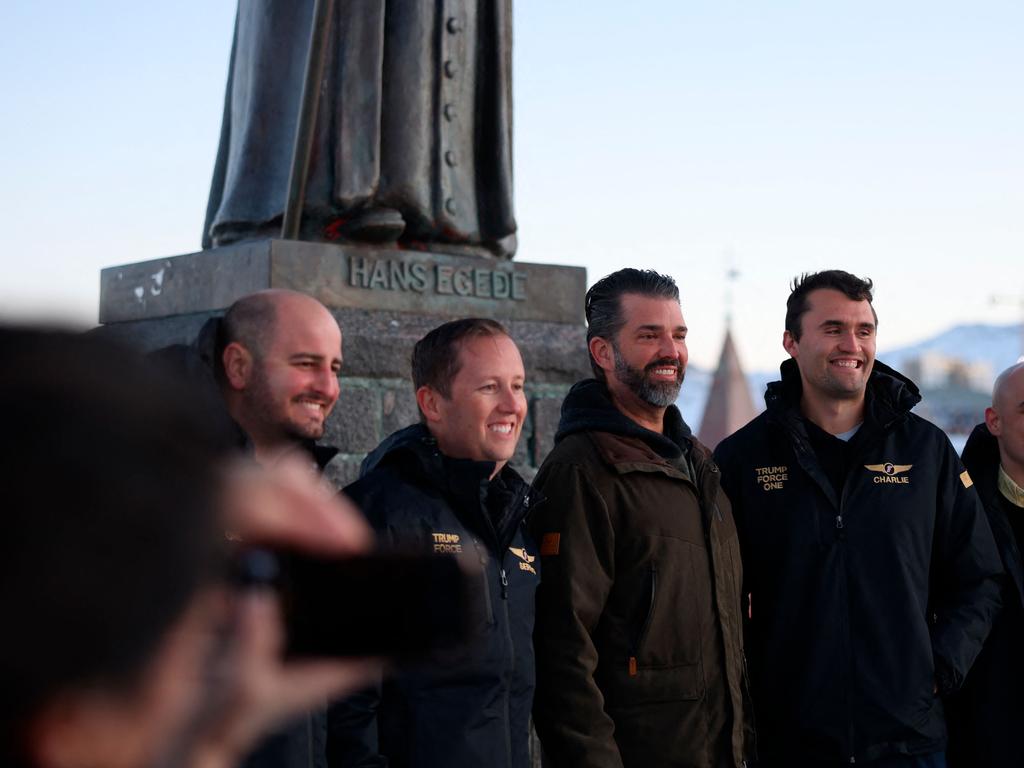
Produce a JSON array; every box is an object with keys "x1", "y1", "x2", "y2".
[
  {"x1": 877, "y1": 323, "x2": 1022, "y2": 379},
  {"x1": 677, "y1": 322, "x2": 1022, "y2": 431}
]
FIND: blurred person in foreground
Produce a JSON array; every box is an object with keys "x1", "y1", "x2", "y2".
[
  {"x1": 327, "y1": 318, "x2": 539, "y2": 768},
  {"x1": 0, "y1": 327, "x2": 375, "y2": 768},
  {"x1": 714, "y1": 270, "x2": 1003, "y2": 766},
  {"x1": 947, "y1": 362, "x2": 1024, "y2": 767},
  {"x1": 529, "y1": 269, "x2": 753, "y2": 768}
]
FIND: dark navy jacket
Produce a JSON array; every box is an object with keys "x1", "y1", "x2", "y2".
[
  {"x1": 714, "y1": 360, "x2": 1002, "y2": 765},
  {"x1": 946, "y1": 423, "x2": 1024, "y2": 767},
  {"x1": 327, "y1": 424, "x2": 539, "y2": 768}
]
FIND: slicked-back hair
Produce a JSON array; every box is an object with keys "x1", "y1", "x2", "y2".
[
  {"x1": 412, "y1": 318, "x2": 510, "y2": 399},
  {"x1": 0, "y1": 328, "x2": 225, "y2": 764},
  {"x1": 785, "y1": 270, "x2": 877, "y2": 341},
  {"x1": 584, "y1": 268, "x2": 680, "y2": 378}
]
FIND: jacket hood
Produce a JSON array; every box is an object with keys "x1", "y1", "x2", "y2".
[
  {"x1": 962, "y1": 422, "x2": 999, "y2": 481},
  {"x1": 359, "y1": 423, "x2": 533, "y2": 551},
  {"x1": 360, "y1": 423, "x2": 519, "y2": 494},
  {"x1": 555, "y1": 378, "x2": 693, "y2": 459},
  {"x1": 765, "y1": 358, "x2": 921, "y2": 426},
  {"x1": 360, "y1": 423, "x2": 438, "y2": 477}
]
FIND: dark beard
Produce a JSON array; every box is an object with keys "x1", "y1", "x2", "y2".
[{"x1": 612, "y1": 349, "x2": 684, "y2": 407}]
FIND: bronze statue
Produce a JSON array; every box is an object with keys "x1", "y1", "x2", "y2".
[{"x1": 203, "y1": 0, "x2": 516, "y2": 259}]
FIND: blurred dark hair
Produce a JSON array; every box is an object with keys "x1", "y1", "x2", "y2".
[
  {"x1": 0, "y1": 328, "x2": 226, "y2": 763},
  {"x1": 584, "y1": 269, "x2": 679, "y2": 378},
  {"x1": 785, "y1": 270, "x2": 877, "y2": 341},
  {"x1": 412, "y1": 318, "x2": 510, "y2": 399}
]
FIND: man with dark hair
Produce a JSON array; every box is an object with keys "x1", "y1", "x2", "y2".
[
  {"x1": 947, "y1": 362, "x2": 1024, "y2": 767},
  {"x1": 714, "y1": 269, "x2": 1002, "y2": 767},
  {"x1": 0, "y1": 327, "x2": 375, "y2": 768},
  {"x1": 529, "y1": 269, "x2": 753, "y2": 768},
  {"x1": 326, "y1": 318, "x2": 539, "y2": 768}
]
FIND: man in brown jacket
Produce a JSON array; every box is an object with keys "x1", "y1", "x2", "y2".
[{"x1": 530, "y1": 268, "x2": 754, "y2": 768}]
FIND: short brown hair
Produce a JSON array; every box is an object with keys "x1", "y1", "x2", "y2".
[{"x1": 412, "y1": 318, "x2": 510, "y2": 398}]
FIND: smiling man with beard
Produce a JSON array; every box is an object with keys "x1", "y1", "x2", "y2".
[
  {"x1": 173, "y1": 288, "x2": 345, "y2": 768},
  {"x1": 219, "y1": 290, "x2": 343, "y2": 468},
  {"x1": 529, "y1": 269, "x2": 754, "y2": 768}
]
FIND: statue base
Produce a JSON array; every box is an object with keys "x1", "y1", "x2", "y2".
[{"x1": 97, "y1": 239, "x2": 589, "y2": 482}]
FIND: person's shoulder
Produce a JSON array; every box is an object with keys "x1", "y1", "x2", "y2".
[
  {"x1": 898, "y1": 412, "x2": 957, "y2": 452},
  {"x1": 346, "y1": 461, "x2": 434, "y2": 519},
  {"x1": 714, "y1": 412, "x2": 771, "y2": 461},
  {"x1": 538, "y1": 430, "x2": 601, "y2": 468}
]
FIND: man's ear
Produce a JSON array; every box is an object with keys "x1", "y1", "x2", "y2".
[
  {"x1": 782, "y1": 330, "x2": 799, "y2": 359},
  {"x1": 588, "y1": 336, "x2": 615, "y2": 376},
  {"x1": 222, "y1": 342, "x2": 253, "y2": 391},
  {"x1": 416, "y1": 385, "x2": 443, "y2": 423},
  {"x1": 985, "y1": 406, "x2": 1001, "y2": 437}
]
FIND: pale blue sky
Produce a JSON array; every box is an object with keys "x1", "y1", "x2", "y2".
[{"x1": 1, "y1": 1, "x2": 1021, "y2": 370}]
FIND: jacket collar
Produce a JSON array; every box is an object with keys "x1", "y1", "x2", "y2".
[
  {"x1": 360, "y1": 424, "x2": 533, "y2": 549},
  {"x1": 765, "y1": 358, "x2": 921, "y2": 425},
  {"x1": 761, "y1": 359, "x2": 920, "y2": 510},
  {"x1": 556, "y1": 378, "x2": 693, "y2": 459}
]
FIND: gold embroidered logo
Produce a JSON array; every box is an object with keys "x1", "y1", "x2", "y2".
[
  {"x1": 960, "y1": 470, "x2": 973, "y2": 489},
  {"x1": 432, "y1": 532, "x2": 463, "y2": 553},
  {"x1": 864, "y1": 463, "x2": 912, "y2": 485},
  {"x1": 755, "y1": 465, "x2": 788, "y2": 491},
  {"x1": 509, "y1": 546, "x2": 537, "y2": 575}
]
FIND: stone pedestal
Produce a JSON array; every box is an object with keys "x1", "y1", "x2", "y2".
[{"x1": 98, "y1": 239, "x2": 589, "y2": 482}]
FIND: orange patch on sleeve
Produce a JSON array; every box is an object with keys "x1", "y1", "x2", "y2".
[{"x1": 540, "y1": 532, "x2": 561, "y2": 556}]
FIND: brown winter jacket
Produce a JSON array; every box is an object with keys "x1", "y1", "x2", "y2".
[{"x1": 529, "y1": 379, "x2": 754, "y2": 768}]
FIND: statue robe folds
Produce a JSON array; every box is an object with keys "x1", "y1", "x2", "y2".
[{"x1": 204, "y1": 0, "x2": 516, "y2": 258}]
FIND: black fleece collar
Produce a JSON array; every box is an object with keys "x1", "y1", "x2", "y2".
[
  {"x1": 555, "y1": 378, "x2": 693, "y2": 459},
  {"x1": 360, "y1": 423, "x2": 531, "y2": 549},
  {"x1": 765, "y1": 358, "x2": 921, "y2": 429}
]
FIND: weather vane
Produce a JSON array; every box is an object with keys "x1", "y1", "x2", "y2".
[{"x1": 723, "y1": 248, "x2": 740, "y2": 330}]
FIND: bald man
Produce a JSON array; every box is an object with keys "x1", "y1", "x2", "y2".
[
  {"x1": 157, "y1": 289, "x2": 344, "y2": 768},
  {"x1": 947, "y1": 362, "x2": 1024, "y2": 768},
  {"x1": 219, "y1": 289, "x2": 343, "y2": 465}
]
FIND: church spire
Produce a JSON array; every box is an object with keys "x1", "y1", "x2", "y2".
[{"x1": 698, "y1": 260, "x2": 757, "y2": 449}]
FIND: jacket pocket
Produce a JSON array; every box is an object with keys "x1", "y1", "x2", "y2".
[
  {"x1": 614, "y1": 662, "x2": 704, "y2": 705},
  {"x1": 628, "y1": 563, "x2": 657, "y2": 676}
]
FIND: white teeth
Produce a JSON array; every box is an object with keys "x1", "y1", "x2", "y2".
[
  {"x1": 833, "y1": 360, "x2": 859, "y2": 368},
  {"x1": 489, "y1": 424, "x2": 513, "y2": 434},
  {"x1": 653, "y1": 368, "x2": 676, "y2": 375}
]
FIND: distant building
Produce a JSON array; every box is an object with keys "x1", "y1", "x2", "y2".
[
  {"x1": 903, "y1": 352, "x2": 992, "y2": 393},
  {"x1": 698, "y1": 329, "x2": 758, "y2": 450},
  {"x1": 898, "y1": 352, "x2": 993, "y2": 438}
]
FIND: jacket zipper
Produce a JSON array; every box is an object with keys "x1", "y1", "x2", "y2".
[
  {"x1": 837, "y1": 468, "x2": 855, "y2": 763},
  {"x1": 500, "y1": 563, "x2": 514, "y2": 768},
  {"x1": 629, "y1": 564, "x2": 657, "y2": 676},
  {"x1": 482, "y1": 480, "x2": 530, "y2": 768}
]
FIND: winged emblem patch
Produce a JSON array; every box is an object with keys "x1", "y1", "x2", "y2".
[
  {"x1": 864, "y1": 462, "x2": 912, "y2": 485},
  {"x1": 864, "y1": 463, "x2": 912, "y2": 476}
]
